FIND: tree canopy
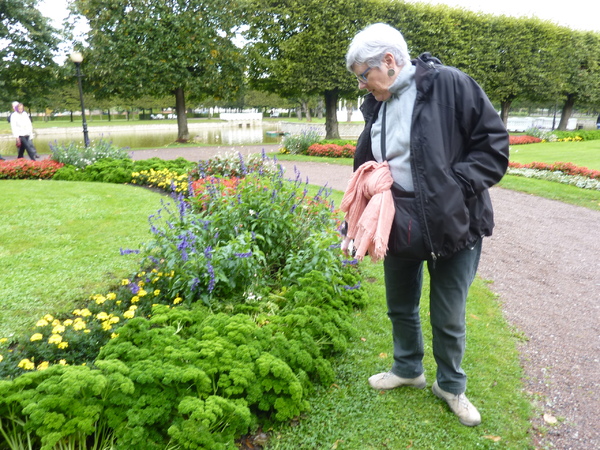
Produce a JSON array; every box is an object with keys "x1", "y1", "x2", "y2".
[
  {"x1": 0, "y1": 0, "x2": 61, "y2": 108},
  {"x1": 73, "y1": 0, "x2": 247, "y2": 140}
]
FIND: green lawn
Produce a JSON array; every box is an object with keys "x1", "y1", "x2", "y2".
[
  {"x1": 509, "y1": 140, "x2": 600, "y2": 170},
  {"x1": 0, "y1": 181, "x2": 164, "y2": 339}
]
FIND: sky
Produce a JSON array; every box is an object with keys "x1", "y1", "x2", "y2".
[{"x1": 38, "y1": 0, "x2": 600, "y2": 36}]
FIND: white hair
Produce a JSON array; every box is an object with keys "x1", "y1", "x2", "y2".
[{"x1": 346, "y1": 23, "x2": 411, "y2": 72}]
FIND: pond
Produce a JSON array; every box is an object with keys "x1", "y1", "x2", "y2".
[{"x1": 0, "y1": 122, "x2": 283, "y2": 156}]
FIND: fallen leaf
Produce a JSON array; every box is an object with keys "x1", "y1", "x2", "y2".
[
  {"x1": 379, "y1": 352, "x2": 388, "y2": 358},
  {"x1": 360, "y1": 337, "x2": 367, "y2": 342},
  {"x1": 544, "y1": 413, "x2": 558, "y2": 424},
  {"x1": 331, "y1": 439, "x2": 344, "y2": 449},
  {"x1": 484, "y1": 435, "x2": 502, "y2": 442},
  {"x1": 469, "y1": 314, "x2": 480, "y2": 320}
]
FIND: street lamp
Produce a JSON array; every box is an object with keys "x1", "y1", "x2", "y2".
[{"x1": 70, "y1": 51, "x2": 90, "y2": 147}]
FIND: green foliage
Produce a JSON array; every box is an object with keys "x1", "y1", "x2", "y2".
[
  {"x1": 281, "y1": 129, "x2": 322, "y2": 155},
  {"x1": 50, "y1": 139, "x2": 131, "y2": 169},
  {"x1": 0, "y1": 0, "x2": 60, "y2": 107}
]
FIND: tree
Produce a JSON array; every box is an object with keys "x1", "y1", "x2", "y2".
[
  {"x1": 73, "y1": 0, "x2": 246, "y2": 141},
  {"x1": 244, "y1": 0, "x2": 373, "y2": 139},
  {"x1": 0, "y1": 0, "x2": 61, "y2": 108},
  {"x1": 555, "y1": 31, "x2": 600, "y2": 130}
]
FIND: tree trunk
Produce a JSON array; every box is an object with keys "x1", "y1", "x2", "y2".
[
  {"x1": 346, "y1": 100, "x2": 354, "y2": 122},
  {"x1": 317, "y1": 98, "x2": 324, "y2": 119},
  {"x1": 175, "y1": 87, "x2": 189, "y2": 142},
  {"x1": 303, "y1": 100, "x2": 311, "y2": 122},
  {"x1": 558, "y1": 94, "x2": 575, "y2": 131},
  {"x1": 324, "y1": 89, "x2": 340, "y2": 139},
  {"x1": 500, "y1": 100, "x2": 511, "y2": 127}
]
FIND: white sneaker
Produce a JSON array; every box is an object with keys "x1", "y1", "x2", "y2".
[
  {"x1": 432, "y1": 381, "x2": 481, "y2": 426},
  {"x1": 368, "y1": 371, "x2": 427, "y2": 390}
]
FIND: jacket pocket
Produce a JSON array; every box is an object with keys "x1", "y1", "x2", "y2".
[{"x1": 387, "y1": 183, "x2": 429, "y2": 260}]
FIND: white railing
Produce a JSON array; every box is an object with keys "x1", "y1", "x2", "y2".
[{"x1": 219, "y1": 112, "x2": 263, "y2": 122}]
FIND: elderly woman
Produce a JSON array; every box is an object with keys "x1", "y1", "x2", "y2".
[{"x1": 343, "y1": 23, "x2": 509, "y2": 426}]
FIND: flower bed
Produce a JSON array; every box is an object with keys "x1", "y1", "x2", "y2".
[
  {"x1": 0, "y1": 159, "x2": 64, "y2": 179},
  {"x1": 507, "y1": 161, "x2": 600, "y2": 190},
  {"x1": 307, "y1": 143, "x2": 356, "y2": 158},
  {"x1": 0, "y1": 152, "x2": 366, "y2": 449},
  {"x1": 508, "y1": 135, "x2": 542, "y2": 145}
]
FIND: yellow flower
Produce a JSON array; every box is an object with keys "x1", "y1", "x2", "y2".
[
  {"x1": 0, "y1": 355, "x2": 3, "y2": 363},
  {"x1": 94, "y1": 295, "x2": 107, "y2": 305},
  {"x1": 97, "y1": 312, "x2": 109, "y2": 321},
  {"x1": 84, "y1": 329, "x2": 91, "y2": 333},
  {"x1": 111, "y1": 333, "x2": 119, "y2": 339},
  {"x1": 59, "y1": 359, "x2": 67, "y2": 365},
  {"x1": 138, "y1": 289, "x2": 148, "y2": 297},
  {"x1": 18, "y1": 359, "x2": 35, "y2": 370},
  {"x1": 138, "y1": 281, "x2": 146, "y2": 288},
  {"x1": 52, "y1": 325, "x2": 66, "y2": 334},
  {"x1": 48, "y1": 334, "x2": 63, "y2": 345},
  {"x1": 121, "y1": 279, "x2": 130, "y2": 286},
  {"x1": 36, "y1": 319, "x2": 49, "y2": 327},
  {"x1": 154, "y1": 289, "x2": 160, "y2": 296},
  {"x1": 106, "y1": 292, "x2": 117, "y2": 301},
  {"x1": 37, "y1": 361, "x2": 50, "y2": 371},
  {"x1": 80, "y1": 309, "x2": 92, "y2": 317},
  {"x1": 123, "y1": 310, "x2": 135, "y2": 319},
  {"x1": 131, "y1": 296, "x2": 140, "y2": 303},
  {"x1": 43, "y1": 314, "x2": 54, "y2": 322},
  {"x1": 52, "y1": 319, "x2": 61, "y2": 327},
  {"x1": 58, "y1": 342, "x2": 69, "y2": 349},
  {"x1": 0, "y1": 338, "x2": 7, "y2": 344},
  {"x1": 73, "y1": 318, "x2": 86, "y2": 331},
  {"x1": 30, "y1": 333, "x2": 44, "y2": 342},
  {"x1": 102, "y1": 321, "x2": 113, "y2": 331},
  {"x1": 173, "y1": 297, "x2": 183, "y2": 305},
  {"x1": 109, "y1": 316, "x2": 120, "y2": 324},
  {"x1": 63, "y1": 319, "x2": 73, "y2": 326}
]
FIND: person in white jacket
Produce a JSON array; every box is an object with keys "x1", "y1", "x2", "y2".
[{"x1": 10, "y1": 103, "x2": 39, "y2": 160}]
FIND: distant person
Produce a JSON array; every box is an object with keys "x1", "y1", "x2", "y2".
[
  {"x1": 596, "y1": 114, "x2": 600, "y2": 130},
  {"x1": 10, "y1": 103, "x2": 39, "y2": 160}
]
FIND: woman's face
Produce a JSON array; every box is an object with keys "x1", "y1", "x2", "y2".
[
  {"x1": 353, "y1": 62, "x2": 397, "y2": 101},
  {"x1": 17, "y1": 104, "x2": 24, "y2": 113}
]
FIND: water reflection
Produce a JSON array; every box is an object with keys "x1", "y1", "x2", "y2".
[{"x1": 0, "y1": 123, "x2": 282, "y2": 156}]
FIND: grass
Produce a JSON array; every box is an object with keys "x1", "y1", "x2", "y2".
[
  {"x1": 509, "y1": 140, "x2": 600, "y2": 170},
  {"x1": 0, "y1": 180, "x2": 164, "y2": 339},
  {"x1": 269, "y1": 264, "x2": 532, "y2": 449}
]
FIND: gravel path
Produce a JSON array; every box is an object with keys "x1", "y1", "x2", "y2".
[{"x1": 135, "y1": 145, "x2": 599, "y2": 448}]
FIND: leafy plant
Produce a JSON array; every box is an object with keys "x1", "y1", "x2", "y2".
[
  {"x1": 281, "y1": 129, "x2": 322, "y2": 155},
  {"x1": 50, "y1": 139, "x2": 131, "y2": 169}
]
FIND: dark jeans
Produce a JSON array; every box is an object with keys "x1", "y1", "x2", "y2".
[
  {"x1": 17, "y1": 135, "x2": 38, "y2": 160},
  {"x1": 383, "y1": 238, "x2": 482, "y2": 394}
]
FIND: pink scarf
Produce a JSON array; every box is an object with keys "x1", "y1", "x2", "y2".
[{"x1": 341, "y1": 161, "x2": 395, "y2": 262}]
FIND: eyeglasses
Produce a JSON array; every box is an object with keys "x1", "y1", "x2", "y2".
[{"x1": 356, "y1": 66, "x2": 372, "y2": 83}]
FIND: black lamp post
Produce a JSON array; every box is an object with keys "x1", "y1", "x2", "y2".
[{"x1": 70, "y1": 52, "x2": 90, "y2": 147}]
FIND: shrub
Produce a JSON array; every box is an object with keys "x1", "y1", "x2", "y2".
[
  {"x1": 281, "y1": 129, "x2": 321, "y2": 155},
  {"x1": 50, "y1": 138, "x2": 131, "y2": 169},
  {"x1": 0, "y1": 159, "x2": 64, "y2": 180}
]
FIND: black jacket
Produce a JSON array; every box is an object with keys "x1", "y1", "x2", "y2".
[{"x1": 354, "y1": 53, "x2": 509, "y2": 259}]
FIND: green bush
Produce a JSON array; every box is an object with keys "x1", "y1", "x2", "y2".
[
  {"x1": 281, "y1": 129, "x2": 321, "y2": 155},
  {"x1": 50, "y1": 139, "x2": 131, "y2": 169}
]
